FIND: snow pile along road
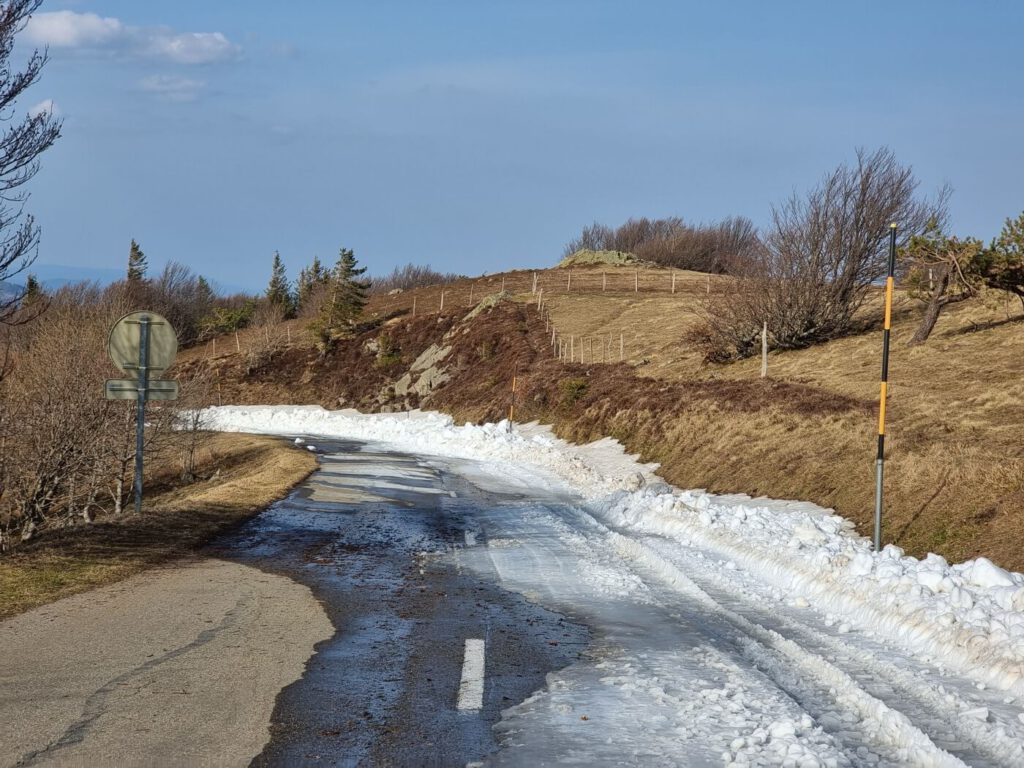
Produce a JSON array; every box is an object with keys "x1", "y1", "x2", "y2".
[{"x1": 200, "y1": 405, "x2": 1024, "y2": 698}]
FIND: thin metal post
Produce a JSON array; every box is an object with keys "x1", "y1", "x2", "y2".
[
  {"x1": 134, "y1": 315, "x2": 150, "y2": 514},
  {"x1": 874, "y1": 224, "x2": 897, "y2": 551}
]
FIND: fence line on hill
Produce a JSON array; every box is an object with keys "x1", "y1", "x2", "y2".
[{"x1": 375, "y1": 268, "x2": 724, "y2": 318}]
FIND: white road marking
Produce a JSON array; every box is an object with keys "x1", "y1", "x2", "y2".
[
  {"x1": 464, "y1": 531, "x2": 477, "y2": 546},
  {"x1": 457, "y1": 638, "x2": 485, "y2": 711}
]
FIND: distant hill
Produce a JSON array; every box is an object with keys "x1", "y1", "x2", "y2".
[
  {"x1": 0, "y1": 280, "x2": 23, "y2": 299},
  {"x1": 29, "y1": 264, "x2": 123, "y2": 288}
]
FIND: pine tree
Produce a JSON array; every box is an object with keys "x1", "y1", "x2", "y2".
[
  {"x1": 981, "y1": 211, "x2": 1024, "y2": 311},
  {"x1": 127, "y1": 239, "x2": 147, "y2": 282},
  {"x1": 196, "y1": 275, "x2": 215, "y2": 305},
  {"x1": 23, "y1": 273, "x2": 42, "y2": 303},
  {"x1": 195, "y1": 275, "x2": 216, "y2": 318},
  {"x1": 265, "y1": 251, "x2": 294, "y2": 317},
  {"x1": 296, "y1": 255, "x2": 330, "y2": 311},
  {"x1": 332, "y1": 247, "x2": 368, "y2": 321},
  {"x1": 311, "y1": 247, "x2": 369, "y2": 348}
]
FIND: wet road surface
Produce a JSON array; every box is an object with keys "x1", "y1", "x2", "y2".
[{"x1": 209, "y1": 439, "x2": 589, "y2": 767}]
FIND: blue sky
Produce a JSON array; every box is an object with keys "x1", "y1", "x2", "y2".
[{"x1": 15, "y1": 0, "x2": 1024, "y2": 292}]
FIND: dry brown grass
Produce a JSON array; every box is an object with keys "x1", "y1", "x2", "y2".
[
  {"x1": 0, "y1": 433, "x2": 316, "y2": 620},
  {"x1": 539, "y1": 284, "x2": 1024, "y2": 567}
]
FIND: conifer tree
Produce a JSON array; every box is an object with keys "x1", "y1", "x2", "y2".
[
  {"x1": 332, "y1": 247, "x2": 369, "y2": 321},
  {"x1": 196, "y1": 275, "x2": 215, "y2": 305},
  {"x1": 23, "y1": 273, "x2": 42, "y2": 303},
  {"x1": 311, "y1": 247, "x2": 369, "y2": 348},
  {"x1": 982, "y1": 211, "x2": 1024, "y2": 310},
  {"x1": 127, "y1": 239, "x2": 147, "y2": 282},
  {"x1": 265, "y1": 251, "x2": 294, "y2": 317},
  {"x1": 296, "y1": 255, "x2": 330, "y2": 311}
]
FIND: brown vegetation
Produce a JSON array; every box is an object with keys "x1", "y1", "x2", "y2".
[
  {"x1": 694, "y1": 148, "x2": 948, "y2": 360},
  {"x1": 0, "y1": 432, "x2": 316, "y2": 619},
  {"x1": 562, "y1": 215, "x2": 759, "y2": 274}
]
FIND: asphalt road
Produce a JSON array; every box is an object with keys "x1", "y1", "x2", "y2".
[
  {"x1": 210, "y1": 439, "x2": 589, "y2": 767},
  {"x1": 0, "y1": 558, "x2": 332, "y2": 768}
]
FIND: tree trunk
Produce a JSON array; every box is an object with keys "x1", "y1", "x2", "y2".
[{"x1": 908, "y1": 267, "x2": 951, "y2": 346}]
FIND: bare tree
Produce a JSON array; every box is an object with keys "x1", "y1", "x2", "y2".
[
  {"x1": 694, "y1": 148, "x2": 948, "y2": 359},
  {"x1": 0, "y1": 0, "x2": 61, "y2": 324}
]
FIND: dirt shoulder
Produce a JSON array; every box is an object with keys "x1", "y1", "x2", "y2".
[{"x1": 0, "y1": 432, "x2": 317, "y2": 621}]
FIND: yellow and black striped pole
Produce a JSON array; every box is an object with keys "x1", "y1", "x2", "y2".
[
  {"x1": 509, "y1": 363, "x2": 518, "y2": 423},
  {"x1": 874, "y1": 223, "x2": 897, "y2": 551}
]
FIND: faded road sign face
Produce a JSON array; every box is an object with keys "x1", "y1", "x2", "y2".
[
  {"x1": 104, "y1": 378, "x2": 180, "y2": 401},
  {"x1": 107, "y1": 311, "x2": 178, "y2": 377}
]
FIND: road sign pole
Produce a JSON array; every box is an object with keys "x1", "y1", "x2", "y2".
[{"x1": 134, "y1": 316, "x2": 150, "y2": 514}]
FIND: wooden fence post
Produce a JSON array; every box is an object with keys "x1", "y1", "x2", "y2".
[
  {"x1": 635, "y1": 271, "x2": 639, "y2": 293},
  {"x1": 672, "y1": 272, "x2": 676, "y2": 294},
  {"x1": 501, "y1": 276, "x2": 505, "y2": 292},
  {"x1": 570, "y1": 335, "x2": 574, "y2": 362},
  {"x1": 567, "y1": 271, "x2": 572, "y2": 291},
  {"x1": 761, "y1": 322, "x2": 768, "y2": 378},
  {"x1": 532, "y1": 272, "x2": 538, "y2": 294},
  {"x1": 440, "y1": 291, "x2": 445, "y2": 312},
  {"x1": 412, "y1": 296, "x2": 417, "y2": 317},
  {"x1": 235, "y1": 331, "x2": 241, "y2": 353},
  {"x1": 619, "y1": 333, "x2": 624, "y2": 361},
  {"x1": 469, "y1": 284, "x2": 474, "y2": 304},
  {"x1": 603, "y1": 272, "x2": 607, "y2": 291}
]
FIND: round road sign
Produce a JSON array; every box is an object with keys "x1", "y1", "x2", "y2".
[{"x1": 107, "y1": 311, "x2": 178, "y2": 377}]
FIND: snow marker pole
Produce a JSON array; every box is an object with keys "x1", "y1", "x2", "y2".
[
  {"x1": 509, "y1": 364, "x2": 518, "y2": 424},
  {"x1": 874, "y1": 224, "x2": 897, "y2": 551}
]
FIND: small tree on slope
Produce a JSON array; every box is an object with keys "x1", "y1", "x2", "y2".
[
  {"x1": 265, "y1": 251, "x2": 294, "y2": 318},
  {"x1": 981, "y1": 212, "x2": 1024, "y2": 311},
  {"x1": 310, "y1": 247, "x2": 369, "y2": 351}
]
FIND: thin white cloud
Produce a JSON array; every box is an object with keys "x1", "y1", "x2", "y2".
[
  {"x1": 29, "y1": 99, "x2": 61, "y2": 118},
  {"x1": 25, "y1": 11, "x2": 240, "y2": 65},
  {"x1": 144, "y1": 31, "x2": 236, "y2": 65},
  {"x1": 139, "y1": 75, "x2": 206, "y2": 102}
]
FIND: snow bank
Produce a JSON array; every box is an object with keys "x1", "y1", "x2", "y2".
[{"x1": 200, "y1": 405, "x2": 1024, "y2": 696}]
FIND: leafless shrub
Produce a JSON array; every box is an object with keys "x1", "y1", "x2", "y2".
[
  {"x1": 369, "y1": 263, "x2": 464, "y2": 294},
  {"x1": 108, "y1": 262, "x2": 215, "y2": 346},
  {"x1": 0, "y1": 284, "x2": 196, "y2": 541},
  {"x1": 175, "y1": 364, "x2": 215, "y2": 483},
  {"x1": 562, "y1": 216, "x2": 759, "y2": 273},
  {"x1": 693, "y1": 148, "x2": 949, "y2": 360},
  {"x1": 1, "y1": 293, "x2": 129, "y2": 537}
]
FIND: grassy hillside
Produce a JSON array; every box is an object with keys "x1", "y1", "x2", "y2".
[{"x1": 180, "y1": 264, "x2": 1024, "y2": 571}]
